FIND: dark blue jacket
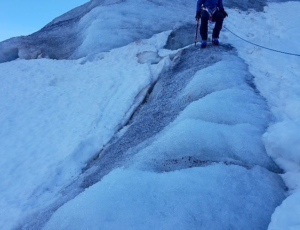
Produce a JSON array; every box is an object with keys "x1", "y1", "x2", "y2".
[{"x1": 197, "y1": 0, "x2": 223, "y2": 11}]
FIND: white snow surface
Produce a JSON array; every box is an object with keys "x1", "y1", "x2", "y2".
[
  {"x1": 131, "y1": 56, "x2": 276, "y2": 172},
  {"x1": 0, "y1": 0, "x2": 195, "y2": 62},
  {"x1": 0, "y1": 31, "x2": 172, "y2": 230},
  {"x1": 44, "y1": 165, "x2": 284, "y2": 230},
  {"x1": 223, "y1": 2, "x2": 300, "y2": 230},
  {"x1": 43, "y1": 45, "x2": 284, "y2": 230},
  {"x1": 1, "y1": 1, "x2": 300, "y2": 230},
  {"x1": 73, "y1": 0, "x2": 195, "y2": 58}
]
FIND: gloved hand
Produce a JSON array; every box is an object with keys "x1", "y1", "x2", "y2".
[
  {"x1": 220, "y1": 8, "x2": 228, "y2": 17},
  {"x1": 195, "y1": 10, "x2": 202, "y2": 20}
]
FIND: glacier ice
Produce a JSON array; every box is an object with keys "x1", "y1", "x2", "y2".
[
  {"x1": 0, "y1": 31, "x2": 172, "y2": 230},
  {"x1": 0, "y1": 0, "x2": 274, "y2": 63},
  {"x1": 0, "y1": 0, "x2": 194, "y2": 63},
  {"x1": 223, "y1": 3, "x2": 300, "y2": 230},
  {"x1": 43, "y1": 165, "x2": 285, "y2": 230},
  {"x1": 42, "y1": 49, "x2": 284, "y2": 230},
  {"x1": 1, "y1": 0, "x2": 299, "y2": 229}
]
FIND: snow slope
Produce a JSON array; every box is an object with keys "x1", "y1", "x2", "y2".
[
  {"x1": 0, "y1": 0, "x2": 195, "y2": 63},
  {"x1": 0, "y1": 31, "x2": 172, "y2": 230},
  {"x1": 223, "y1": 2, "x2": 300, "y2": 229},
  {"x1": 44, "y1": 165, "x2": 284, "y2": 230},
  {"x1": 42, "y1": 47, "x2": 285, "y2": 230},
  {"x1": 131, "y1": 57, "x2": 278, "y2": 172},
  {"x1": 1, "y1": 0, "x2": 299, "y2": 230},
  {"x1": 0, "y1": 0, "x2": 282, "y2": 63}
]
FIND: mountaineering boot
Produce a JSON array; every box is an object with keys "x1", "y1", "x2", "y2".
[
  {"x1": 212, "y1": 37, "x2": 219, "y2": 46},
  {"x1": 201, "y1": 40, "x2": 207, "y2": 48}
]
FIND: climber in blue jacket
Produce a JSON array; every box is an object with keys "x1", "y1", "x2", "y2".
[{"x1": 195, "y1": 0, "x2": 228, "y2": 48}]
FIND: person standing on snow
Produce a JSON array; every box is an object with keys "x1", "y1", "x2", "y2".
[{"x1": 195, "y1": 0, "x2": 228, "y2": 48}]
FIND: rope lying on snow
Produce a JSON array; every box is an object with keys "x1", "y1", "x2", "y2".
[{"x1": 223, "y1": 25, "x2": 300, "y2": 57}]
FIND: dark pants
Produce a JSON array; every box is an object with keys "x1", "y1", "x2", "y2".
[{"x1": 200, "y1": 11, "x2": 224, "y2": 41}]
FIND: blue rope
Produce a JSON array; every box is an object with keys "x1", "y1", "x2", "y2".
[{"x1": 224, "y1": 25, "x2": 300, "y2": 57}]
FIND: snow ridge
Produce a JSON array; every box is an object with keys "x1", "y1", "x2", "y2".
[{"x1": 223, "y1": 3, "x2": 300, "y2": 229}]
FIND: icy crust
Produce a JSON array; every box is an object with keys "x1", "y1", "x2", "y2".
[
  {"x1": 0, "y1": 0, "x2": 273, "y2": 63},
  {"x1": 42, "y1": 50, "x2": 285, "y2": 230},
  {"x1": 131, "y1": 56, "x2": 278, "y2": 172},
  {"x1": 63, "y1": 0, "x2": 194, "y2": 59},
  {"x1": 0, "y1": 32, "x2": 171, "y2": 230},
  {"x1": 179, "y1": 88, "x2": 269, "y2": 127},
  {"x1": 0, "y1": 0, "x2": 194, "y2": 63},
  {"x1": 223, "y1": 2, "x2": 300, "y2": 229},
  {"x1": 268, "y1": 191, "x2": 300, "y2": 230},
  {"x1": 264, "y1": 121, "x2": 300, "y2": 173},
  {"x1": 133, "y1": 119, "x2": 275, "y2": 171},
  {"x1": 44, "y1": 165, "x2": 285, "y2": 230}
]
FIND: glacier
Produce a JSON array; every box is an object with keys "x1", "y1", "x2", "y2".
[
  {"x1": 223, "y1": 3, "x2": 300, "y2": 229},
  {"x1": 41, "y1": 44, "x2": 285, "y2": 230},
  {"x1": 0, "y1": 31, "x2": 173, "y2": 230},
  {"x1": 0, "y1": 0, "x2": 284, "y2": 63},
  {"x1": 1, "y1": 0, "x2": 300, "y2": 230}
]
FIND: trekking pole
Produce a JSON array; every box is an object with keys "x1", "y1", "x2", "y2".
[{"x1": 194, "y1": 19, "x2": 199, "y2": 46}]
